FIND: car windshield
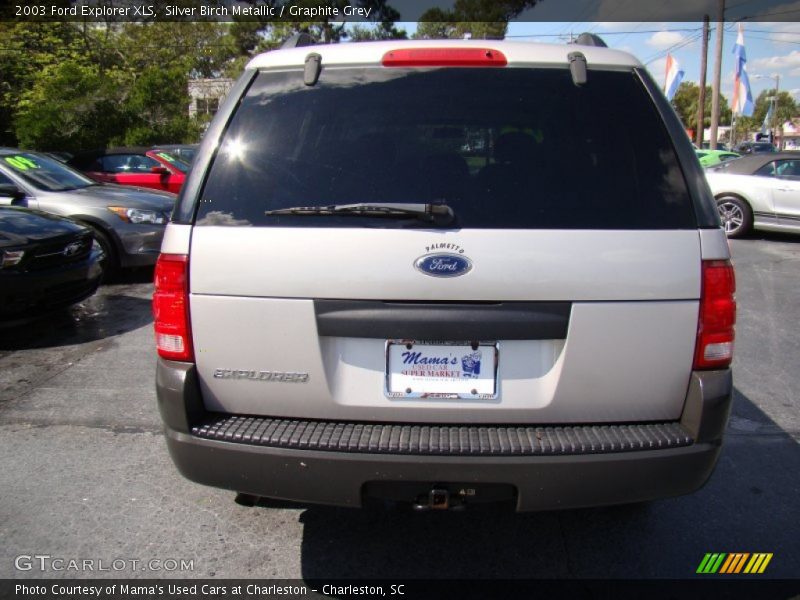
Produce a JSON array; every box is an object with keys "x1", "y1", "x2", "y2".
[
  {"x1": 1, "y1": 152, "x2": 97, "y2": 191},
  {"x1": 152, "y1": 151, "x2": 191, "y2": 173}
]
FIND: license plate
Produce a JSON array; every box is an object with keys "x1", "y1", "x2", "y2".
[{"x1": 385, "y1": 341, "x2": 498, "y2": 399}]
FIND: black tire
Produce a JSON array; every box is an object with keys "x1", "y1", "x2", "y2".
[
  {"x1": 716, "y1": 195, "x2": 752, "y2": 238},
  {"x1": 85, "y1": 224, "x2": 118, "y2": 279}
]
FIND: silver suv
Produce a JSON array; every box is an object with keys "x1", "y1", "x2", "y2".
[{"x1": 154, "y1": 38, "x2": 736, "y2": 511}]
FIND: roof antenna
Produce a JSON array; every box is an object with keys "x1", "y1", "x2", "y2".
[
  {"x1": 568, "y1": 51, "x2": 587, "y2": 86},
  {"x1": 304, "y1": 53, "x2": 322, "y2": 86}
]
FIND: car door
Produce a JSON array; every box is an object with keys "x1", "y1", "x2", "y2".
[
  {"x1": 148, "y1": 152, "x2": 186, "y2": 193},
  {"x1": 760, "y1": 159, "x2": 800, "y2": 228},
  {"x1": 101, "y1": 154, "x2": 173, "y2": 192}
]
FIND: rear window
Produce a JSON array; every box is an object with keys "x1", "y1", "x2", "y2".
[{"x1": 196, "y1": 67, "x2": 695, "y2": 229}]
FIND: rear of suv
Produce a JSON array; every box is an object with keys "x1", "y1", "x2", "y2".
[{"x1": 154, "y1": 39, "x2": 735, "y2": 511}]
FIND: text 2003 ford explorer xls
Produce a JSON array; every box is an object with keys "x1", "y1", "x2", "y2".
[{"x1": 153, "y1": 37, "x2": 735, "y2": 511}]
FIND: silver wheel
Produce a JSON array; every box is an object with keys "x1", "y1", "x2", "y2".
[{"x1": 716, "y1": 196, "x2": 752, "y2": 238}]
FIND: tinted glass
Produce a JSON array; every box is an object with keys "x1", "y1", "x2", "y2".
[
  {"x1": 2, "y1": 152, "x2": 96, "y2": 191},
  {"x1": 755, "y1": 162, "x2": 777, "y2": 177},
  {"x1": 101, "y1": 154, "x2": 160, "y2": 173},
  {"x1": 152, "y1": 151, "x2": 191, "y2": 173},
  {"x1": 197, "y1": 67, "x2": 695, "y2": 229},
  {"x1": 774, "y1": 159, "x2": 800, "y2": 178}
]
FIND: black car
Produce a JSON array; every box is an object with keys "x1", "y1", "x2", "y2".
[
  {"x1": 736, "y1": 141, "x2": 777, "y2": 154},
  {"x1": 0, "y1": 206, "x2": 103, "y2": 319}
]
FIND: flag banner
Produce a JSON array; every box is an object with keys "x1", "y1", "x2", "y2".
[
  {"x1": 664, "y1": 54, "x2": 685, "y2": 102},
  {"x1": 732, "y1": 24, "x2": 755, "y2": 117},
  {"x1": 762, "y1": 103, "x2": 774, "y2": 134}
]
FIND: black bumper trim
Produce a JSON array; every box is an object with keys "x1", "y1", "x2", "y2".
[
  {"x1": 191, "y1": 415, "x2": 693, "y2": 456},
  {"x1": 314, "y1": 300, "x2": 571, "y2": 340}
]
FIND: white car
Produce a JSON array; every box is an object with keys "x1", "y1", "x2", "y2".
[
  {"x1": 705, "y1": 153, "x2": 800, "y2": 237},
  {"x1": 153, "y1": 37, "x2": 735, "y2": 511}
]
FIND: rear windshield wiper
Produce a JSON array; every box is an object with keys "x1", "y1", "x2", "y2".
[{"x1": 265, "y1": 202, "x2": 454, "y2": 223}]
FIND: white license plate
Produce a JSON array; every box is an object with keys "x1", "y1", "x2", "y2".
[{"x1": 385, "y1": 341, "x2": 498, "y2": 399}]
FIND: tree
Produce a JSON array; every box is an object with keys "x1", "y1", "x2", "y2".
[
  {"x1": 13, "y1": 60, "x2": 130, "y2": 152},
  {"x1": 670, "y1": 81, "x2": 732, "y2": 130},
  {"x1": 414, "y1": 0, "x2": 540, "y2": 39},
  {"x1": 347, "y1": 23, "x2": 407, "y2": 41},
  {"x1": 122, "y1": 66, "x2": 199, "y2": 145},
  {"x1": 3, "y1": 1, "x2": 406, "y2": 149},
  {"x1": 116, "y1": 22, "x2": 238, "y2": 79},
  {"x1": 734, "y1": 89, "x2": 797, "y2": 143},
  {"x1": 0, "y1": 22, "x2": 89, "y2": 145}
]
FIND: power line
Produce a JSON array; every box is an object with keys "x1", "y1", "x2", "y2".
[
  {"x1": 642, "y1": 30, "x2": 704, "y2": 65},
  {"x1": 505, "y1": 27, "x2": 702, "y2": 38},
  {"x1": 740, "y1": 8, "x2": 800, "y2": 19}
]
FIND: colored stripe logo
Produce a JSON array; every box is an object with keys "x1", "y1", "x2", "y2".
[{"x1": 697, "y1": 553, "x2": 773, "y2": 574}]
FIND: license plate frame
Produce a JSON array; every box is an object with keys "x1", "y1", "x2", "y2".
[{"x1": 384, "y1": 340, "x2": 499, "y2": 400}]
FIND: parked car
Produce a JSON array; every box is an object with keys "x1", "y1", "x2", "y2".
[
  {"x1": 700, "y1": 141, "x2": 730, "y2": 151},
  {"x1": 705, "y1": 152, "x2": 800, "y2": 237},
  {"x1": 695, "y1": 149, "x2": 740, "y2": 168},
  {"x1": 152, "y1": 144, "x2": 199, "y2": 165},
  {"x1": 0, "y1": 206, "x2": 103, "y2": 319},
  {"x1": 67, "y1": 147, "x2": 188, "y2": 194},
  {"x1": 735, "y1": 141, "x2": 776, "y2": 155},
  {"x1": 0, "y1": 149, "x2": 175, "y2": 274},
  {"x1": 155, "y1": 38, "x2": 734, "y2": 512}
]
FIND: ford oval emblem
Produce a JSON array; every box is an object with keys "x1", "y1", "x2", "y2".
[{"x1": 414, "y1": 253, "x2": 473, "y2": 278}]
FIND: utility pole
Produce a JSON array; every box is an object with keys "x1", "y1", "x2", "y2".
[
  {"x1": 774, "y1": 74, "x2": 782, "y2": 148},
  {"x1": 709, "y1": 0, "x2": 725, "y2": 149},
  {"x1": 696, "y1": 15, "x2": 710, "y2": 146}
]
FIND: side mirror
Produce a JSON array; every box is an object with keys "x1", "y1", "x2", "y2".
[
  {"x1": 150, "y1": 166, "x2": 170, "y2": 175},
  {"x1": 0, "y1": 183, "x2": 26, "y2": 206}
]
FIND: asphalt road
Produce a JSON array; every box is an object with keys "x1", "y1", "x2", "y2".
[{"x1": 0, "y1": 234, "x2": 798, "y2": 583}]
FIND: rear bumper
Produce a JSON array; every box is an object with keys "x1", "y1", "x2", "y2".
[{"x1": 157, "y1": 359, "x2": 732, "y2": 511}]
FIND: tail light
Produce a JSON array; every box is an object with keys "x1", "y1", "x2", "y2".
[
  {"x1": 153, "y1": 253, "x2": 193, "y2": 361},
  {"x1": 693, "y1": 260, "x2": 736, "y2": 370},
  {"x1": 382, "y1": 48, "x2": 507, "y2": 67}
]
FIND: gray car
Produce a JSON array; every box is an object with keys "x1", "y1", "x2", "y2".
[{"x1": 0, "y1": 148, "x2": 175, "y2": 273}]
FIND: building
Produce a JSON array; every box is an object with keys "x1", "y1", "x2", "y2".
[{"x1": 188, "y1": 78, "x2": 234, "y2": 119}]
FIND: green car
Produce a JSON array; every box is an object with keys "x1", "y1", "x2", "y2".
[{"x1": 695, "y1": 149, "x2": 741, "y2": 168}]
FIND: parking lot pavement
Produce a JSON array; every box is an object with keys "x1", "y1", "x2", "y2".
[{"x1": 0, "y1": 237, "x2": 798, "y2": 581}]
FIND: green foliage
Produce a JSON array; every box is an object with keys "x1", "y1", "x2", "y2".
[
  {"x1": 415, "y1": 0, "x2": 540, "y2": 39},
  {"x1": 122, "y1": 67, "x2": 201, "y2": 145},
  {"x1": 13, "y1": 60, "x2": 130, "y2": 152},
  {"x1": 0, "y1": 5, "x2": 411, "y2": 150},
  {"x1": 2, "y1": 20, "x2": 258, "y2": 148},
  {"x1": 734, "y1": 89, "x2": 797, "y2": 142},
  {"x1": 0, "y1": 22, "x2": 89, "y2": 144},
  {"x1": 347, "y1": 23, "x2": 407, "y2": 41},
  {"x1": 670, "y1": 81, "x2": 732, "y2": 129}
]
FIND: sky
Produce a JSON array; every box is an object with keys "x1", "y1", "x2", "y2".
[{"x1": 395, "y1": 21, "x2": 800, "y2": 107}]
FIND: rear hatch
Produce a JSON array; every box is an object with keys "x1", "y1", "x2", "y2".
[{"x1": 188, "y1": 55, "x2": 701, "y2": 424}]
